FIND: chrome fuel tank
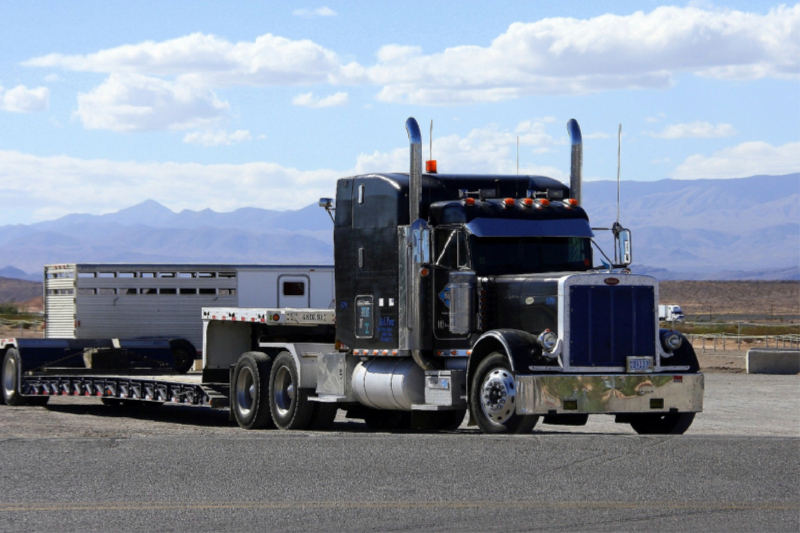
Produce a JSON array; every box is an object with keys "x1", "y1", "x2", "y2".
[{"x1": 351, "y1": 357, "x2": 424, "y2": 410}]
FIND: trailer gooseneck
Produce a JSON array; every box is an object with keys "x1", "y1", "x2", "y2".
[{"x1": 1, "y1": 117, "x2": 703, "y2": 435}]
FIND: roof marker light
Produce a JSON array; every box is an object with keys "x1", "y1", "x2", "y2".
[
  {"x1": 522, "y1": 198, "x2": 534, "y2": 207},
  {"x1": 503, "y1": 198, "x2": 515, "y2": 207},
  {"x1": 464, "y1": 197, "x2": 475, "y2": 206},
  {"x1": 567, "y1": 198, "x2": 579, "y2": 207},
  {"x1": 539, "y1": 199, "x2": 550, "y2": 207}
]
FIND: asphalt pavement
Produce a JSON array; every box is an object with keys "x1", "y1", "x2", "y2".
[{"x1": 0, "y1": 374, "x2": 797, "y2": 532}]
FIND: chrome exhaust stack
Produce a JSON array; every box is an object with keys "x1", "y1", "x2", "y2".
[
  {"x1": 567, "y1": 118, "x2": 582, "y2": 205},
  {"x1": 406, "y1": 117, "x2": 423, "y2": 222},
  {"x1": 400, "y1": 117, "x2": 436, "y2": 370}
]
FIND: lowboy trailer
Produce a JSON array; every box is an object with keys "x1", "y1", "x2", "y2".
[{"x1": 1, "y1": 117, "x2": 704, "y2": 434}]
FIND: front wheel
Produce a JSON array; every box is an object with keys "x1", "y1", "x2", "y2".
[
  {"x1": 629, "y1": 412, "x2": 696, "y2": 435},
  {"x1": 469, "y1": 352, "x2": 538, "y2": 434}
]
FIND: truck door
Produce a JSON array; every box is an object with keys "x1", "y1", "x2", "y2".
[{"x1": 278, "y1": 275, "x2": 310, "y2": 308}]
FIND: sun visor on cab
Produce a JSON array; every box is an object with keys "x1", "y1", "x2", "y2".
[{"x1": 464, "y1": 218, "x2": 594, "y2": 238}]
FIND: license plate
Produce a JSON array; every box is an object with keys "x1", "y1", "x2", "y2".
[{"x1": 626, "y1": 356, "x2": 653, "y2": 373}]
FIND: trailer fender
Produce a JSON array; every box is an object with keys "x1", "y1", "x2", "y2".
[
  {"x1": 467, "y1": 329, "x2": 538, "y2": 394},
  {"x1": 256, "y1": 343, "x2": 327, "y2": 390}
]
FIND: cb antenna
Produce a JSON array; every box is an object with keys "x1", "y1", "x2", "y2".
[
  {"x1": 616, "y1": 124, "x2": 622, "y2": 225},
  {"x1": 516, "y1": 135, "x2": 519, "y2": 175}
]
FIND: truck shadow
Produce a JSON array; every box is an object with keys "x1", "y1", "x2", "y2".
[{"x1": 44, "y1": 401, "x2": 237, "y2": 428}]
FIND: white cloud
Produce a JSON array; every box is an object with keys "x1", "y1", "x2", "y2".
[
  {"x1": 367, "y1": 5, "x2": 800, "y2": 104},
  {"x1": 75, "y1": 73, "x2": 229, "y2": 132},
  {"x1": 648, "y1": 121, "x2": 737, "y2": 139},
  {"x1": 24, "y1": 32, "x2": 355, "y2": 87},
  {"x1": 183, "y1": 129, "x2": 251, "y2": 146},
  {"x1": 0, "y1": 149, "x2": 342, "y2": 223},
  {"x1": 673, "y1": 141, "x2": 800, "y2": 179},
  {"x1": 293, "y1": 7, "x2": 337, "y2": 18},
  {"x1": 44, "y1": 74, "x2": 62, "y2": 83},
  {"x1": 21, "y1": 5, "x2": 798, "y2": 111},
  {"x1": 0, "y1": 84, "x2": 49, "y2": 113},
  {"x1": 292, "y1": 91, "x2": 349, "y2": 108}
]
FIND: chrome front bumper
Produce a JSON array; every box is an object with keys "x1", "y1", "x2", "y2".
[{"x1": 515, "y1": 373, "x2": 704, "y2": 415}]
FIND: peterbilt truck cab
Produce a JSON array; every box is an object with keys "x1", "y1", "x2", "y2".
[{"x1": 323, "y1": 117, "x2": 703, "y2": 434}]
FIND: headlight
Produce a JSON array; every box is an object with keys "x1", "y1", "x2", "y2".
[
  {"x1": 538, "y1": 329, "x2": 558, "y2": 353},
  {"x1": 661, "y1": 330, "x2": 683, "y2": 353}
]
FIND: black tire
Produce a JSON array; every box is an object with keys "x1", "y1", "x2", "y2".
[
  {"x1": 171, "y1": 341, "x2": 196, "y2": 374},
  {"x1": 269, "y1": 352, "x2": 315, "y2": 430},
  {"x1": 2, "y1": 348, "x2": 28, "y2": 406},
  {"x1": 232, "y1": 351, "x2": 275, "y2": 430},
  {"x1": 363, "y1": 408, "x2": 411, "y2": 431},
  {"x1": 630, "y1": 412, "x2": 696, "y2": 435},
  {"x1": 469, "y1": 352, "x2": 538, "y2": 434},
  {"x1": 308, "y1": 403, "x2": 338, "y2": 430}
]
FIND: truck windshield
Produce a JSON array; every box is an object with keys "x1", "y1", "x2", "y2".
[{"x1": 470, "y1": 236, "x2": 592, "y2": 275}]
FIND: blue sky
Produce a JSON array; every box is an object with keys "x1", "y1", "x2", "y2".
[{"x1": 0, "y1": 1, "x2": 797, "y2": 224}]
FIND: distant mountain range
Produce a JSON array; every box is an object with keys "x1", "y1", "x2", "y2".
[{"x1": 0, "y1": 173, "x2": 797, "y2": 281}]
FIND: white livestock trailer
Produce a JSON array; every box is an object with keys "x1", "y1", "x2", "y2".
[{"x1": 44, "y1": 263, "x2": 335, "y2": 354}]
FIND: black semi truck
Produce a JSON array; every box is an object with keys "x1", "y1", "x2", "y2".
[{"x1": 1, "y1": 117, "x2": 703, "y2": 434}]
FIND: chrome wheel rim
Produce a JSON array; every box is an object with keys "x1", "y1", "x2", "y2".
[
  {"x1": 273, "y1": 366, "x2": 294, "y2": 417},
  {"x1": 3, "y1": 356, "x2": 16, "y2": 397},
  {"x1": 236, "y1": 366, "x2": 256, "y2": 417},
  {"x1": 480, "y1": 368, "x2": 516, "y2": 425}
]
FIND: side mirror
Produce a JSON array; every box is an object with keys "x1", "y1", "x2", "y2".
[
  {"x1": 615, "y1": 228, "x2": 632, "y2": 267},
  {"x1": 318, "y1": 198, "x2": 335, "y2": 223}
]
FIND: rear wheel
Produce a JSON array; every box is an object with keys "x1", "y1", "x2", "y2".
[
  {"x1": 630, "y1": 412, "x2": 695, "y2": 435},
  {"x1": 232, "y1": 352, "x2": 274, "y2": 430},
  {"x1": 2, "y1": 348, "x2": 27, "y2": 406},
  {"x1": 269, "y1": 352, "x2": 314, "y2": 430},
  {"x1": 469, "y1": 352, "x2": 538, "y2": 434}
]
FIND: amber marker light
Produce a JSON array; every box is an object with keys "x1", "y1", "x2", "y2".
[
  {"x1": 426, "y1": 160, "x2": 438, "y2": 173},
  {"x1": 539, "y1": 199, "x2": 550, "y2": 207},
  {"x1": 522, "y1": 198, "x2": 534, "y2": 207},
  {"x1": 567, "y1": 198, "x2": 579, "y2": 207},
  {"x1": 503, "y1": 198, "x2": 515, "y2": 207},
  {"x1": 464, "y1": 197, "x2": 475, "y2": 206}
]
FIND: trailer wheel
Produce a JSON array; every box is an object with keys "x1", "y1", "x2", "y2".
[
  {"x1": 232, "y1": 351, "x2": 275, "y2": 430},
  {"x1": 269, "y1": 352, "x2": 314, "y2": 430},
  {"x1": 170, "y1": 341, "x2": 196, "y2": 374},
  {"x1": 2, "y1": 348, "x2": 28, "y2": 406},
  {"x1": 629, "y1": 412, "x2": 696, "y2": 435},
  {"x1": 469, "y1": 352, "x2": 538, "y2": 434}
]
